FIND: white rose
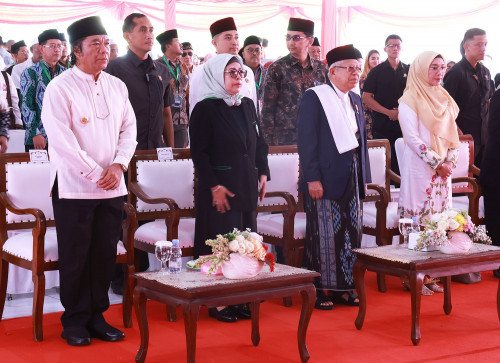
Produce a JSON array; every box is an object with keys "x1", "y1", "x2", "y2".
[
  {"x1": 228, "y1": 240, "x2": 239, "y2": 252},
  {"x1": 250, "y1": 232, "x2": 262, "y2": 242},
  {"x1": 431, "y1": 213, "x2": 442, "y2": 223},
  {"x1": 255, "y1": 247, "x2": 267, "y2": 260},
  {"x1": 238, "y1": 241, "x2": 246, "y2": 255},
  {"x1": 235, "y1": 235, "x2": 245, "y2": 244},
  {"x1": 448, "y1": 219, "x2": 460, "y2": 231},
  {"x1": 245, "y1": 241, "x2": 255, "y2": 254},
  {"x1": 446, "y1": 209, "x2": 458, "y2": 218},
  {"x1": 437, "y1": 219, "x2": 448, "y2": 231}
]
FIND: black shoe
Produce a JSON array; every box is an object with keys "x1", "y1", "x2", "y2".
[
  {"x1": 494, "y1": 269, "x2": 500, "y2": 278},
  {"x1": 88, "y1": 322, "x2": 125, "y2": 342},
  {"x1": 229, "y1": 304, "x2": 251, "y2": 319},
  {"x1": 61, "y1": 327, "x2": 91, "y2": 346},
  {"x1": 208, "y1": 307, "x2": 238, "y2": 323},
  {"x1": 111, "y1": 282, "x2": 123, "y2": 296}
]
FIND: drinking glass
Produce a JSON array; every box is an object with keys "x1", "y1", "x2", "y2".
[
  {"x1": 155, "y1": 241, "x2": 172, "y2": 275},
  {"x1": 398, "y1": 218, "x2": 413, "y2": 247}
]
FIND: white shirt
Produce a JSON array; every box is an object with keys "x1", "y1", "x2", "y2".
[
  {"x1": 0, "y1": 71, "x2": 22, "y2": 126},
  {"x1": 332, "y1": 84, "x2": 358, "y2": 133},
  {"x1": 11, "y1": 57, "x2": 34, "y2": 89},
  {"x1": 189, "y1": 61, "x2": 257, "y2": 116},
  {"x1": 42, "y1": 66, "x2": 137, "y2": 199}
]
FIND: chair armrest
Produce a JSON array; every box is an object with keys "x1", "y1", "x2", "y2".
[
  {"x1": 387, "y1": 169, "x2": 401, "y2": 184},
  {"x1": 365, "y1": 184, "x2": 390, "y2": 207},
  {"x1": 121, "y1": 202, "x2": 137, "y2": 264},
  {"x1": 469, "y1": 164, "x2": 481, "y2": 177},
  {"x1": 0, "y1": 191, "x2": 48, "y2": 269},
  {"x1": 261, "y1": 191, "x2": 298, "y2": 218},
  {"x1": 129, "y1": 181, "x2": 179, "y2": 212},
  {"x1": 451, "y1": 176, "x2": 481, "y2": 224}
]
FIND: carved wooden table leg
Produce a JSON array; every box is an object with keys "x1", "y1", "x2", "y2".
[
  {"x1": 442, "y1": 276, "x2": 452, "y2": 315},
  {"x1": 409, "y1": 272, "x2": 425, "y2": 346},
  {"x1": 354, "y1": 260, "x2": 367, "y2": 330},
  {"x1": 182, "y1": 302, "x2": 200, "y2": 363},
  {"x1": 283, "y1": 297, "x2": 293, "y2": 307},
  {"x1": 297, "y1": 285, "x2": 316, "y2": 363},
  {"x1": 250, "y1": 301, "x2": 261, "y2": 346},
  {"x1": 166, "y1": 304, "x2": 177, "y2": 322},
  {"x1": 376, "y1": 272, "x2": 387, "y2": 293},
  {"x1": 134, "y1": 286, "x2": 149, "y2": 363}
]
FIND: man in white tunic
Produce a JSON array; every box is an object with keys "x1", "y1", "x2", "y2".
[
  {"x1": 188, "y1": 17, "x2": 256, "y2": 116},
  {"x1": 42, "y1": 16, "x2": 137, "y2": 346}
]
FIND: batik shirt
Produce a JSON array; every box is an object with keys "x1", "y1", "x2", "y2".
[
  {"x1": 20, "y1": 59, "x2": 65, "y2": 145},
  {"x1": 261, "y1": 54, "x2": 328, "y2": 145}
]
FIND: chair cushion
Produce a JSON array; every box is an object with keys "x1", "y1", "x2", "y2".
[
  {"x1": 6, "y1": 162, "x2": 54, "y2": 223},
  {"x1": 451, "y1": 141, "x2": 471, "y2": 189},
  {"x1": 362, "y1": 201, "x2": 399, "y2": 229},
  {"x1": 134, "y1": 218, "x2": 195, "y2": 248},
  {"x1": 257, "y1": 212, "x2": 306, "y2": 239},
  {"x1": 453, "y1": 195, "x2": 484, "y2": 219},
  {"x1": 3, "y1": 228, "x2": 126, "y2": 261},
  {"x1": 259, "y1": 153, "x2": 300, "y2": 206},
  {"x1": 366, "y1": 146, "x2": 387, "y2": 197},
  {"x1": 136, "y1": 159, "x2": 195, "y2": 211}
]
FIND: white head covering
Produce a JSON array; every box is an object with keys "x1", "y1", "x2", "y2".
[{"x1": 197, "y1": 54, "x2": 244, "y2": 106}]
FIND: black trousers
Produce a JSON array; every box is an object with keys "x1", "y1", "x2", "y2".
[
  {"x1": 483, "y1": 188, "x2": 500, "y2": 247},
  {"x1": 174, "y1": 124, "x2": 188, "y2": 148},
  {"x1": 52, "y1": 182, "x2": 123, "y2": 330}
]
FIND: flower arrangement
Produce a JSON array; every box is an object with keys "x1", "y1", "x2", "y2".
[
  {"x1": 415, "y1": 208, "x2": 491, "y2": 251},
  {"x1": 195, "y1": 229, "x2": 275, "y2": 276}
]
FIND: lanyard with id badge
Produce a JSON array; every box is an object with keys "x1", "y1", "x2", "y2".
[{"x1": 163, "y1": 56, "x2": 183, "y2": 108}]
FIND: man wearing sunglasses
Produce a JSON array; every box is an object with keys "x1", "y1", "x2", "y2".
[
  {"x1": 362, "y1": 34, "x2": 409, "y2": 176},
  {"x1": 240, "y1": 35, "x2": 266, "y2": 119},
  {"x1": 180, "y1": 42, "x2": 195, "y2": 74},
  {"x1": 188, "y1": 17, "x2": 256, "y2": 116},
  {"x1": 156, "y1": 29, "x2": 189, "y2": 148},
  {"x1": 261, "y1": 17, "x2": 328, "y2": 146},
  {"x1": 20, "y1": 29, "x2": 66, "y2": 151}
]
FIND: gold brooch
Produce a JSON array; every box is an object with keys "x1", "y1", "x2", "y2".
[{"x1": 81, "y1": 117, "x2": 89, "y2": 124}]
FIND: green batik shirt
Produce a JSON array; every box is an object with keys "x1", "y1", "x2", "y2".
[{"x1": 20, "y1": 59, "x2": 66, "y2": 146}]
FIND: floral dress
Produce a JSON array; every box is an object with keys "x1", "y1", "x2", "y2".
[
  {"x1": 359, "y1": 75, "x2": 373, "y2": 139},
  {"x1": 397, "y1": 102, "x2": 459, "y2": 223}
]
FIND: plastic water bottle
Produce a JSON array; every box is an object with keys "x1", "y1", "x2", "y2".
[
  {"x1": 411, "y1": 216, "x2": 420, "y2": 233},
  {"x1": 169, "y1": 239, "x2": 182, "y2": 274}
]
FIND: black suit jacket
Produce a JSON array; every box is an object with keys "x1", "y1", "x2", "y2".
[
  {"x1": 480, "y1": 88, "x2": 500, "y2": 189},
  {"x1": 190, "y1": 97, "x2": 270, "y2": 212},
  {"x1": 297, "y1": 81, "x2": 371, "y2": 200}
]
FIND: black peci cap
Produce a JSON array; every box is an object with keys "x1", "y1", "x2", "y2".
[
  {"x1": 38, "y1": 29, "x2": 60, "y2": 44},
  {"x1": 67, "y1": 16, "x2": 107, "y2": 45},
  {"x1": 156, "y1": 29, "x2": 178, "y2": 46},
  {"x1": 287, "y1": 18, "x2": 314, "y2": 35},
  {"x1": 210, "y1": 17, "x2": 237, "y2": 38},
  {"x1": 326, "y1": 44, "x2": 361, "y2": 67}
]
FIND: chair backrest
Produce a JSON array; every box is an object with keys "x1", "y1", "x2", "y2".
[
  {"x1": 0, "y1": 153, "x2": 55, "y2": 241},
  {"x1": 451, "y1": 135, "x2": 474, "y2": 192},
  {"x1": 258, "y1": 145, "x2": 300, "y2": 207},
  {"x1": 395, "y1": 138, "x2": 405, "y2": 174},
  {"x1": 129, "y1": 149, "x2": 195, "y2": 219},
  {"x1": 365, "y1": 139, "x2": 391, "y2": 201}
]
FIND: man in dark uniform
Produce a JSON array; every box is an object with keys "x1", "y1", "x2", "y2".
[
  {"x1": 362, "y1": 34, "x2": 409, "y2": 176},
  {"x1": 106, "y1": 12, "x2": 174, "y2": 149},
  {"x1": 443, "y1": 28, "x2": 494, "y2": 167},
  {"x1": 4, "y1": 40, "x2": 28, "y2": 75},
  {"x1": 106, "y1": 12, "x2": 174, "y2": 293},
  {"x1": 261, "y1": 17, "x2": 328, "y2": 146},
  {"x1": 240, "y1": 35, "x2": 266, "y2": 119},
  {"x1": 155, "y1": 29, "x2": 189, "y2": 148}
]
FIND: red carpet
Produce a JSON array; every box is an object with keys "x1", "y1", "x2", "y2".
[{"x1": 1, "y1": 271, "x2": 500, "y2": 362}]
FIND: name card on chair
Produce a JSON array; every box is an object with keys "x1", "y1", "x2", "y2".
[
  {"x1": 29, "y1": 149, "x2": 49, "y2": 163},
  {"x1": 156, "y1": 147, "x2": 173, "y2": 161}
]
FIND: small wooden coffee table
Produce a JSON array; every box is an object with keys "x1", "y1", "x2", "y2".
[
  {"x1": 353, "y1": 243, "x2": 500, "y2": 345},
  {"x1": 132, "y1": 264, "x2": 319, "y2": 362}
]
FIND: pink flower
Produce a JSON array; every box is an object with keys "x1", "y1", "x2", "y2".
[
  {"x1": 419, "y1": 144, "x2": 427, "y2": 152},
  {"x1": 426, "y1": 187, "x2": 432, "y2": 196}
]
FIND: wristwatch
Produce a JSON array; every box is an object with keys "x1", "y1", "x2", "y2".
[{"x1": 120, "y1": 163, "x2": 128, "y2": 172}]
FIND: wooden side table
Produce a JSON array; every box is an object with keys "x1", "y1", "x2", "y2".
[
  {"x1": 353, "y1": 243, "x2": 500, "y2": 345},
  {"x1": 132, "y1": 264, "x2": 319, "y2": 362}
]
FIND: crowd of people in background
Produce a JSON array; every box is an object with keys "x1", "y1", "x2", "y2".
[{"x1": 1, "y1": 11, "x2": 500, "y2": 345}]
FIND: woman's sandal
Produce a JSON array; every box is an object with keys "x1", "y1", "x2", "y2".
[
  {"x1": 402, "y1": 280, "x2": 434, "y2": 295},
  {"x1": 315, "y1": 291, "x2": 335, "y2": 310},
  {"x1": 329, "y1": 291, "x2": 359, "y2": 306}
]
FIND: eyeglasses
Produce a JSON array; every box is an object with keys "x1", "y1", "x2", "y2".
[
  {"x1": 429, "y1": 65, "x2": 447, "y2": 72},
  {"x1": 334, "y1": 66, "x2": 362, "y2": 74},
  {"x1": 182, "y1": 52, "x2": 193, "y2": 57},
  {"x1": 285, "y1": 35, "x2": 309, "y2": 42},
  {"x1": 224, "y1": 69, "x2": 248, "y2": 79},
  {"x1": 245, "y1": 47, "x2": 261, "y2": 54},
  {"x1": 43, "y1": 44, "x2": 64, "y2": 50},
  {"x1": 18, "y1": 50, "x2": 29, "y2": 55},
  {"x1": 385, "y1": 44, "x2": 401, "y2": 49}
]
